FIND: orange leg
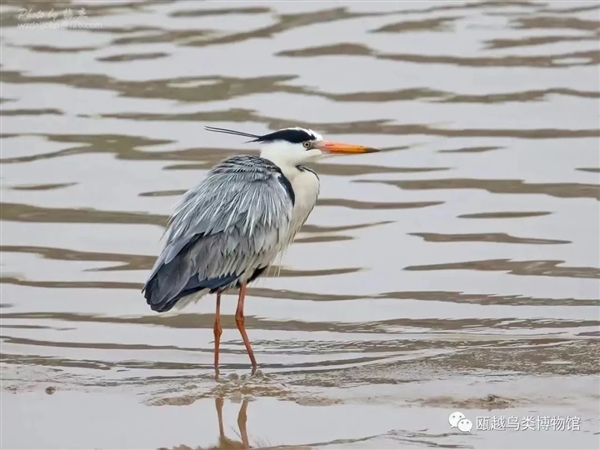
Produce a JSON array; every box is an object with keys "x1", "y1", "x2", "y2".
[
  {"x1": 213, "y1": 293, "x2": 222, "y2": 380},
  {"x1": 235, "y1": 283, "x2": 257, "y2": 374}
]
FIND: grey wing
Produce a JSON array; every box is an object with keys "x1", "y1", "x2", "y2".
[{"x1": 143, "y1": 156, "x2": 294, "y2": 312}]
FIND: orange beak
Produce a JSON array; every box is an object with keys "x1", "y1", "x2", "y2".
[{"x1": 315, "y1": 141, "x2": 379, "y2": 154}]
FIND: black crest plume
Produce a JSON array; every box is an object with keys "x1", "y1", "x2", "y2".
[
  {"x1": 204, "y1": 126, "x2": 260, "y2": 141},
  {"x1": 205, "y1": 126, "x2": 318, "y2": 144}
]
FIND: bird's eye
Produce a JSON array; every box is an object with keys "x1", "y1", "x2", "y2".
[{"x1": 302, "y1": 141, "x2": 312, "y2": 149}]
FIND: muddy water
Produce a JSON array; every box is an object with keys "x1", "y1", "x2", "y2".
[{"x1": 1, "y1": 1, "x2": 600, "y2": 449}]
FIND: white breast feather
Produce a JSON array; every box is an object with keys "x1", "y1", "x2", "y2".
[{"x1": 271, "y1": 169, "x2": 320, "y2": 273}]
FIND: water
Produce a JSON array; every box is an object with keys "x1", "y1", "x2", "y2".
[{"x1": 1, "y1": 1, "x2": 599, "y2": 448}]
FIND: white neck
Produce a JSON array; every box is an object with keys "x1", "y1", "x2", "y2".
[{"x1": 259, "y1": 142, "x2": 303, "y2": 180}]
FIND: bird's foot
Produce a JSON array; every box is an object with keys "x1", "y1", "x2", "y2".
[
  {"x1": 214, "y1": 369, "x2": 267, "y2": 385},
  {"x1": 238, "y1": 369, "x2": 264, "y2": 381}
]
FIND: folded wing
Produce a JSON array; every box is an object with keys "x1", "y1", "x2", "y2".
[{"x1": 143, "y1": 156, "x2": 295, "y2": 312}]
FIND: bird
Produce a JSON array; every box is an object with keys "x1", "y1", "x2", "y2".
[{"x1": 142, "y1": 125, "x2": 379, "y2": 379}]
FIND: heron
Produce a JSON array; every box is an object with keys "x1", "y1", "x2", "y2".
[{"x1": 142, "y1": 125, "x2": 379, "y2": 378}]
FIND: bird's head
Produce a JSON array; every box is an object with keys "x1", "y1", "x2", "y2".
[{"x1": 205, "y1": 125, "x2": 379, "y2": 169}]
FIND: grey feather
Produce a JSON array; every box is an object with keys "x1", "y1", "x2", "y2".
[{"x1": 143, "y1": 155, "x2": 294, "y2": 312}]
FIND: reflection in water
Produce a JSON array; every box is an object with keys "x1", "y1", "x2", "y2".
[
  {"x1": 160, "y1": 397, "x2": 397, "y2": 450},
  {"x1": 2, "y1": 0, "x2": 600, "y2": 449},
  {"x1": 409, "y1": 231, "x2": 571, "y2": 245},
  {"x1": 405, "y1": 259, "x2": 600, "y2": 279},
  {"x1": 164, "y1": 398, "x2": 252, "y2": 450},
  {"x1": 362, "y1": 178, "x2": 600, "y2": 200},
  {"x1": 214, "y1": 398, "x2": 250, "y2": 450}
]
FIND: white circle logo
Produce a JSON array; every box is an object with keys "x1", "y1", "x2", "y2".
[
  {"x1": 449, "y1": 411, "x2": 466, "y2": 428},
  {"x1": 457, "y1": 418, "x2": 473, "y2": 433}
]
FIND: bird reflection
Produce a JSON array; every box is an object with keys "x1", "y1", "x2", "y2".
[
  {"x1": 160, "y1": 397, "x2": 312, "y2": 450},
  {"x1": 215, "y1": 397, "x2": 250, "y2": 449},
  {"x1": 158, "y1": 397, "x2": 251, "y2": 450}
]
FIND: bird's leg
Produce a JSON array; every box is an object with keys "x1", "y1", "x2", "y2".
[
  {"x1": 235, "y1": 283, "x2": 257, "y2": 374},
  {"x1": 213, "y1": 293, "x2": 222, "y2": 380},
  {"x1": 238, "y1": 399, "x2": 250, "y2": 448}
]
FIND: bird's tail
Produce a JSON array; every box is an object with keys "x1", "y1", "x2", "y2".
[
  {"x1": 143, "y1": 263, "x2": 238, "y2": 313},
  {"x1": 142, "y1": 265, "x2": 183, "y2": 313}
]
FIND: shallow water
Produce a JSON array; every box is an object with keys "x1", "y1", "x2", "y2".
[{"x1": 1, "y1": 1, "x2": 599, "y2": 449}]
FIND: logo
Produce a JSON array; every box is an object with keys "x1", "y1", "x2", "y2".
[{"x1": 449, "y1": 411, "x2": 473, "y2": 433}]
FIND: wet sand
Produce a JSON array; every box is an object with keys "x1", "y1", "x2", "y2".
[{"x1": 1, "y1": 0, "x2": 599, "y2": 449}]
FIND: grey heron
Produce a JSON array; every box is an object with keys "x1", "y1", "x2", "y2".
[{"x1": 142, "y1": 125, "x2": 379, "y2": 378}]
